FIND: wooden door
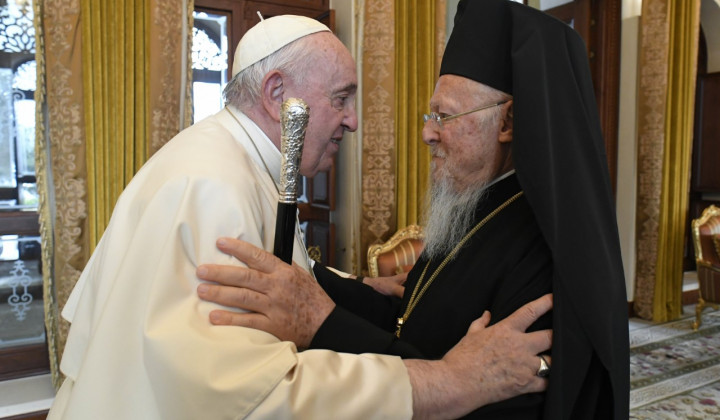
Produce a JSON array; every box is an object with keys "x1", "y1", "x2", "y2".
[{"x1": 540, "y1": 0, "x2": 621, "y2": 193}]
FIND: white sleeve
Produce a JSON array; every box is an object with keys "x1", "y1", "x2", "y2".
[
  {"x1": 325, "y1": 264, "x2": 354, "y2": 278},
  {"x1": 53, "y1": 164, "x2": 412, "y2": 419},
  {"x1": 248, "y1": 350, "x2": 413, "y2": 420}
]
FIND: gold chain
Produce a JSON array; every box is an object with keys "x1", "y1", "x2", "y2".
[{"x1": 395, "y1": 191, "x2": 524, "y2": 337}]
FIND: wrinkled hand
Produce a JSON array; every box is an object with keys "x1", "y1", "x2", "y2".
[
  {"x1": 406, "y1": 294, "x2": 553, "y2": 419},
  {"x1": 196, "y1": 238, "x2": 335, "y2": 349},
  {"x1": 444, "y1": 293, "x2": 552, "y2": 405},
  {"x1": 362, "y1": 272, "x2": 407, "y2": 297}
]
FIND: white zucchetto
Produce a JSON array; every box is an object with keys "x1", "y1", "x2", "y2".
[{"x1": 232, "y1": 15, "x2": 330, "y2": 77}]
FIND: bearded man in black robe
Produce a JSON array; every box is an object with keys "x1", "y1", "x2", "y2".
[{"x1": 196, "y1": 0, "x2": 629, "y2": 418}]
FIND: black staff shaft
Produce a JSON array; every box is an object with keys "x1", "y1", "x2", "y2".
[
  {"x1": 272, "y1": 97, "x2": 308, "y2": 264},
  {"x1": 273, "y1": 202, "x2": 297, "y2": 264}
]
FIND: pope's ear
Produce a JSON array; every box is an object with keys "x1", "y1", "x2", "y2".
[
  {"x1": 498, "y1": 100, "x2": 513, "y2": 144},
  {"x1": 261, "y1": 70, "x2": 284, "y2": 121}
]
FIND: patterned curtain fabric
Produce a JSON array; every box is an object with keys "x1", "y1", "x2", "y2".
[
  {"x1": 360, "y1": 0, "x2": 444, "y2": 272},
  {"x1": 37, "y1": 0, "x2": 194, "y2": 388},
  {"x1": 37, "y1": 0, "x2": 89, "y2": 390},
  {"x1": 360, "y1": 0, "x2": 395, "y2": 273},
  {"x1": 634, "y1": 0, "x2": 701, "y2": 322}
]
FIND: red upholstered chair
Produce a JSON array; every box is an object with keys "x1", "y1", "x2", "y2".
[
  {"x1": 368, "y1": 225, "x2": 424, "y2": 278},
  {"x1": 691, "y1": 205, "x2": 720, "y2": 330}
]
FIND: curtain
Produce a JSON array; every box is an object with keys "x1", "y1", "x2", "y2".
[
  {"x1": 82, "y1": 0, "x2": 194, "y2": 247},
  {"x1": 394, "y1": 0, "x2": 445, "y2": 228},
  {"x1": 38, "y1": 0, "x2": 194, "y2": 388},
  {"x1": 38, "y1": 0, "x2": 89, "y2": 390},
  {"x1": 634, "y1": 0, "x2": 701, "y2": 322},
  {"x1": 360, "y1": 0, "x2": 445, "y2": 273}
]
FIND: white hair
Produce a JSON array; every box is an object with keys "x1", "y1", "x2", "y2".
[{"x1": 223, "y1": 35, "x2": 318, "y2": 110}]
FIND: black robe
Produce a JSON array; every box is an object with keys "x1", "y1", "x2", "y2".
[
  {"x1": 311, "y1": 174, "x2": 553, "y2": 419},
  {"x1": 310, "y1": 2, "x2": 632, "y2": 416},
  {"x1": 437, "y1": 1, "x2": 631, "y2": 418}
]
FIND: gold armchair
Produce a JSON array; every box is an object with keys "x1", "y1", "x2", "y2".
[
  {"x1": 368, "y1": 225, "x2": 424, "y2": 278},
  {"x1": 691, "y1": 205, "x2": 720, "y2": 330}
]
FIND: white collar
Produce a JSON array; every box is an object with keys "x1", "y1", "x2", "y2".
[
  {"x1": 485, "y1": 169, "x2": 516, "y2": 190},
  {"x1": 224, "y1": 106, "x2": 282, "y2": 188}
]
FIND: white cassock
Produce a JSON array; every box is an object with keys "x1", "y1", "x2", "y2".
[{"x1": 47, "y1": 106, "x2": 413, "y2": 420}]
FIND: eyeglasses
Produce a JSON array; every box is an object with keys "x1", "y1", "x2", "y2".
[{"x1": 423, "y1": 100, "x2": 509, "y2": 128}]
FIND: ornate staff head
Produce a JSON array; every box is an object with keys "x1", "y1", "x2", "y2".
[{"x1": 279, "y1": 98, "x2": 309, "y2": 203}]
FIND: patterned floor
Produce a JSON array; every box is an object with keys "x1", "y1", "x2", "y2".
[{"x1": 630, "y1": 307, "x2": 720, "y2": 419}]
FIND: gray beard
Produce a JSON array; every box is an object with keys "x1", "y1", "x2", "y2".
[{"x1": 421, "y1": 167, "x2": 489, "y2": 261}]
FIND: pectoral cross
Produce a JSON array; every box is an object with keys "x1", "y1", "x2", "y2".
[{"x1": 395, "y1": 317, "x2": 404, "y2": 337}]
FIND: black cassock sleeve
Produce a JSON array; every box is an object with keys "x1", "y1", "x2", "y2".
[{"x1": 309, "y1": 264, "x2": 425, "y2": 359}]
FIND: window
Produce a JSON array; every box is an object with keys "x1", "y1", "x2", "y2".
[
  {"x1": 0, "y1": 0, "x2": 36, "y2": 208},
  {"x1": 0, "y1": 0, "x2": 47, "y2": 380},
  {"x1": 192, "y1": 11, "x2": 228, "y2": 123},
  {"x1": 0, "y1": 234, "x2": 44, "y2": 348}
]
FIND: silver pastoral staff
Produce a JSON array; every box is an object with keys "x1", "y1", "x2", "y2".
[
  {"x1": 273, "y1": 98, "x2": 309, "y2": 263},
  {"x1": 278, "y1": 98, "x2": 308, "y2": 202}
]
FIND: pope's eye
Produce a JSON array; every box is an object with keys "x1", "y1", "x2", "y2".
[{"x1": 331, "y1": 96, "x2": 347, "y2": 110}]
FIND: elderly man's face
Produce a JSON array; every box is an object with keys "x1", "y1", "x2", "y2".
[
  {"x1": 286, "y1": 33, "x2": 358, "y2": 178},
  {"x1": 422, "y1": 75, "x2": 512, "y2": 192}
]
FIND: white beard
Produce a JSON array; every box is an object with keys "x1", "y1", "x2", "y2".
[{"x1": 421, "y1": 163, "x2": 489, "y2": 261}]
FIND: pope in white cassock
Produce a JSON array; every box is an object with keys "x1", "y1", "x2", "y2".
[
  {"x1": 48, "y1": 15, "x2": 416, "y2": 419},
  {"x1": 48, "y1": 14, "x2": 552, "y2": 420}
]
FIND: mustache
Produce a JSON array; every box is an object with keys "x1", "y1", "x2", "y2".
[{"x1": 430, "y1": 146, "x2": 446, "y2": 158}]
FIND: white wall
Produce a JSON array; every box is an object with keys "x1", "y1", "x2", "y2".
[
  {"x1": 623, "y1": 0, "x2": 643, "y2": 19},
  {"x1": 616, "y1": 13, "x2": 641, "y2": 301},
  {"x1": 613, "y1": 1, "x2": 646, "y2": 302},
  {"x1": 446, "y1": 0, "x2": 460, "y2": 40},
  {"x1": 703, "y1": 0, "x2": 720, "y2": 72},
  {"x1": 330, "y1": 0, "x2": 362, "y2": 273}
]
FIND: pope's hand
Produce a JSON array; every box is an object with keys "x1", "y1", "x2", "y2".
[
  {"x1": 196, "y1": 238, "x2": 335, "y2": 349},
  {"x1": 444, "y1": 293, "x2": 552, "y2": 403},
  {"x1": 406, "y1": 294, "x2": 553, "y2": 418}
]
